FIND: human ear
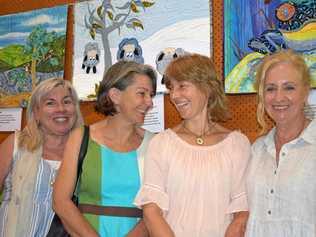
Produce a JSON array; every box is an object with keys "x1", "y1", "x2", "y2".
[{"x1": 108, "y1": 88, "x2": 122, "y2": 105}]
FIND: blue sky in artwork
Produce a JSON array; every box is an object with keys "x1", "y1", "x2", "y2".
[{"x1": 0, "y1": 5, "x2": 68, "y2": 48}]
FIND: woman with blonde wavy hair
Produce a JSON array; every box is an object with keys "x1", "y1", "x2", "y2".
[
  {"x1": 246, "y1": 49, "x2": 316, "y2": 237},
  {"x1": 0, "y1": 78, "x2": 83, "y2": 237}
]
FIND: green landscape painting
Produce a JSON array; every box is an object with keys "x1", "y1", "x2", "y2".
[{"x1": 0, "y1": 5, "x2": 68, "y2": 107}]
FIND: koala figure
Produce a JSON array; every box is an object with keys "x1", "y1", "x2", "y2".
[
  {"x1": 82, "y1": 42, "x2": 100, "y2": 74},
  {"x1": 155, "y1": 47, "x2": 188, "y2": 83},
  {"x1": 116, "y1": 38, "x2": 144, "y2": 64}
]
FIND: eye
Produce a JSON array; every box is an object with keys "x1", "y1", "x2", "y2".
[
  {"x1": 179, "y1": 82, "x2": 191, "y2": 89},
  {"x1": 45, "y1": 100, "x2": 55, "y2": 106},
  {"x1": 137, "y1": 91, "x2": 146, "y2": 96},
  {"x1": 64, "y1": 98, "x2": 74, "y2": 105},
  {"x1": 284, "y1": 85, "x2": 295, "y2": 91},
  {"x1": 264, "y1": 86, "x2": 276, "y2": 92}
]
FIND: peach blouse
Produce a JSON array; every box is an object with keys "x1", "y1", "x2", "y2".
[{"x1": 135, "y1": 129, "x2": 251, "y2": 237}]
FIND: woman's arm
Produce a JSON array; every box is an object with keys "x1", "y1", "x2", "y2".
[
  {"x1": 225, "y1": 211, "x2": 248, "y2": 237},
  {"x1": 142, "y1": 203, "x2": 174, "y2": 237},
  {"x1": 0, "y1": 134, "x2": 15, "y2": 190},
  {"x1": 225, "y1": 133, "x2": 251, "y2": 237},
  {"x1": 134, "y1": 133, "x2": 174, "y2": 237},
  {"x1": 126, "y1": 219, "x2": 148, "y2": 237},
  {"x1": 52, "y1": 127, "x2": 98, "y2": 237}
]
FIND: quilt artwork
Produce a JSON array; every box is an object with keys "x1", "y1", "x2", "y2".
[
  {"x1": 0, "y1": 5, "x2": 68, "y2": 107},
  {"x1": 224, "y1": 0, "x2": 316, "y2": 93},
  {"x1": 73, "y1": 0, "x2": 212, "y2": 99}
]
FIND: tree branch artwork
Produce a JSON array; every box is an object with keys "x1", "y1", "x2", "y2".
[{"x1": 84, "y1": 0, "x2": 155, "y2": 71}]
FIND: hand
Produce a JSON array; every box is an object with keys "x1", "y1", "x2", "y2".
[{"x1": 224, "y1": 211, "x2": 248, "y2": 237}]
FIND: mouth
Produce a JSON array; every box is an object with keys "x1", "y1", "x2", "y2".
[
  {"x1": 174, "y1": 101, "x2": 189, "y2": 110},
  {"x1": 53, "y1": 116, "x2": 69, "y2": 123},
  {"x1": 272, "y1": 105, "x2": 289, "y2": 110},
  {"x1": 137, "y1": 108, "x2": 148, "y2": 116}
]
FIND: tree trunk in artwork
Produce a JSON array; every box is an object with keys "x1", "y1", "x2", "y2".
[
  {"x1": 31, "y1": 58, "x2": 37, "y2": 90},
  {"x1": 101, "y1": 32, "x2": 112, "y2": 72}
]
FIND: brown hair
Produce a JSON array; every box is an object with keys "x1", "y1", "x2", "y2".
[
  {"x1": 164, "y1": 54, "x2": 229, "y2": 122},
  {"x1": 96, "y1": 61, "x2": 157, "y2": 116},
  {"x1": 255, "y1": 49, "x2": 311, "y2": 133}
]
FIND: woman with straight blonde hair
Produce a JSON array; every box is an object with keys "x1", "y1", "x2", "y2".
[{"x1": 0, "y1": 78, "x2": 83, "y2": 237}]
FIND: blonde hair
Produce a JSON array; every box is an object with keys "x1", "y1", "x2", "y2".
[
  {"x1": 164, "y1": 54, "x2": 229, "y2": 122},
  {"x1": 18, "y1": 78, "x2": 83, "y2": 151},
  {"x1": 255, "y1": 49, "x2": 311, "y2": 133}
]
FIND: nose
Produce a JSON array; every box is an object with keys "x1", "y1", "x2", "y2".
[
  {"x1": 145, "y1": 94, "x2": 153, "y2": 108},
  {"x1": 275, "y1": 88, "x2": 285, "y2": 102},
  {"x1": 57, "y1": 102, "x2": 67, "y2": 112},
  {"x1": 169, "y1": 87, "x2": 180, "y2": 101}
]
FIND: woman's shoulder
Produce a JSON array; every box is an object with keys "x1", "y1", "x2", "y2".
[
  {"x1": 66, "y1": 126, "x2": 87, "y2": 146},
  {"x1": 147, "y1": 129, "x2": 175, "y2": 146},
  {"x1": 0, "y1": 133, "x2": 16, "y2": 155},
  {"x1": 1, "y1": 133, "x2": 15, "y2": 147},
  {"x1": 212, "y1": 124, "x2": 249, "y2": 142},
  {"x1": 151, "y1": 128, "x2": 173, "y2": 139},
  {"x1": 72, "y1": 125, "x2": 86, "y2": 136},
  {"x1": 230, "y1": 130, "x2": 250, "y2": 140},
  {"x1": 224, "y1": 129, "x2": 250, "y2": 146},
  {"x1": 251, "y1": 133, "x2": 269, "y2": 153}
]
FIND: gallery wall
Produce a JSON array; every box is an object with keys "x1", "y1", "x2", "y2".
[{"x1": 0, "y1": 0, "x2": 268, "y2": 144}]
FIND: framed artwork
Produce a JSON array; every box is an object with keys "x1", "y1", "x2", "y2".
[
  {"x1": 224, "y1": 0, "x2": 316, "y2": 94},
  {"x1": 72, "y1": 0, "x2": 212, "y2": 100},
  {"x1": 0, "y1": 5, "x2": 68, "y2": 107}
]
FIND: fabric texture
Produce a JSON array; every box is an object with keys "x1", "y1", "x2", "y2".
[
  {"x1": 246, "y1": 119, "x2": 316, "y2": 237},
  {"x1": 0, "y1": 132, "x2": 60, "y2": 237},
  {"x1": 134, "y1": 129, "x2": 250, "y2": 237},
  {"x1": 78, "y1": 130, "x2": 153, "y2": 237}
]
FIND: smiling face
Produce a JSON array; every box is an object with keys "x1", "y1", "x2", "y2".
[
  {"x1": 168, "y1": 79, "x2": 208, "y2": 121},
  {"x1": 263, "y1": 62, "x2": 308, "y2": 126},
  {"x1": 115, "y1": 74, "x2": 154, "y2": 125},
  {"x1": 34, "y1": 86, "x2": 77, "y2": 137}
]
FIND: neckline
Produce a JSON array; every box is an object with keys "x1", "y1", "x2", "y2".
[
  {"x1": 167, "y1": 128, "x2": 237, "y2": 150},
  {"x1": 265, "y1": 118, "x2": 316, "y2": 146},
  {"x1": 182, "y1": 121, "x2": 216, "y2": 145},
  {"x1": 90, "y1": 130, "x2": 149, "y2": 154}
]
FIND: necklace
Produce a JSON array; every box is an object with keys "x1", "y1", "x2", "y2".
[{"x1": 182, "y1": 122, "x2": 215, "y2": 145}]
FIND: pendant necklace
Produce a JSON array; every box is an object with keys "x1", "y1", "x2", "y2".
[{"x1": 182, "y1": 122, "x2": 215, "y2": 145}]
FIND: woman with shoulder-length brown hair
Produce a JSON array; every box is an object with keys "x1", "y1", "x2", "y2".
[
  {"x1": 245, "y1": 49, "x2": 316, "y2": 237},
  {"x1": 0, "y1": 78, "x2": 83, "y2": 237},
  {"x1": 53, "y1": 61, "x2": 157, "y2": 237},
  {"x1": 134, "y1": 54, "x2": 251, "y2": 237}
]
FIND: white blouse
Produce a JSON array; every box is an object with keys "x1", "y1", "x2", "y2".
[
  {"x1": 246, "y1": 119, "x2": 316, "y2": 237},
  {"x1": 135, "y1": 129, "x2": 250, "y2": 237}
]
